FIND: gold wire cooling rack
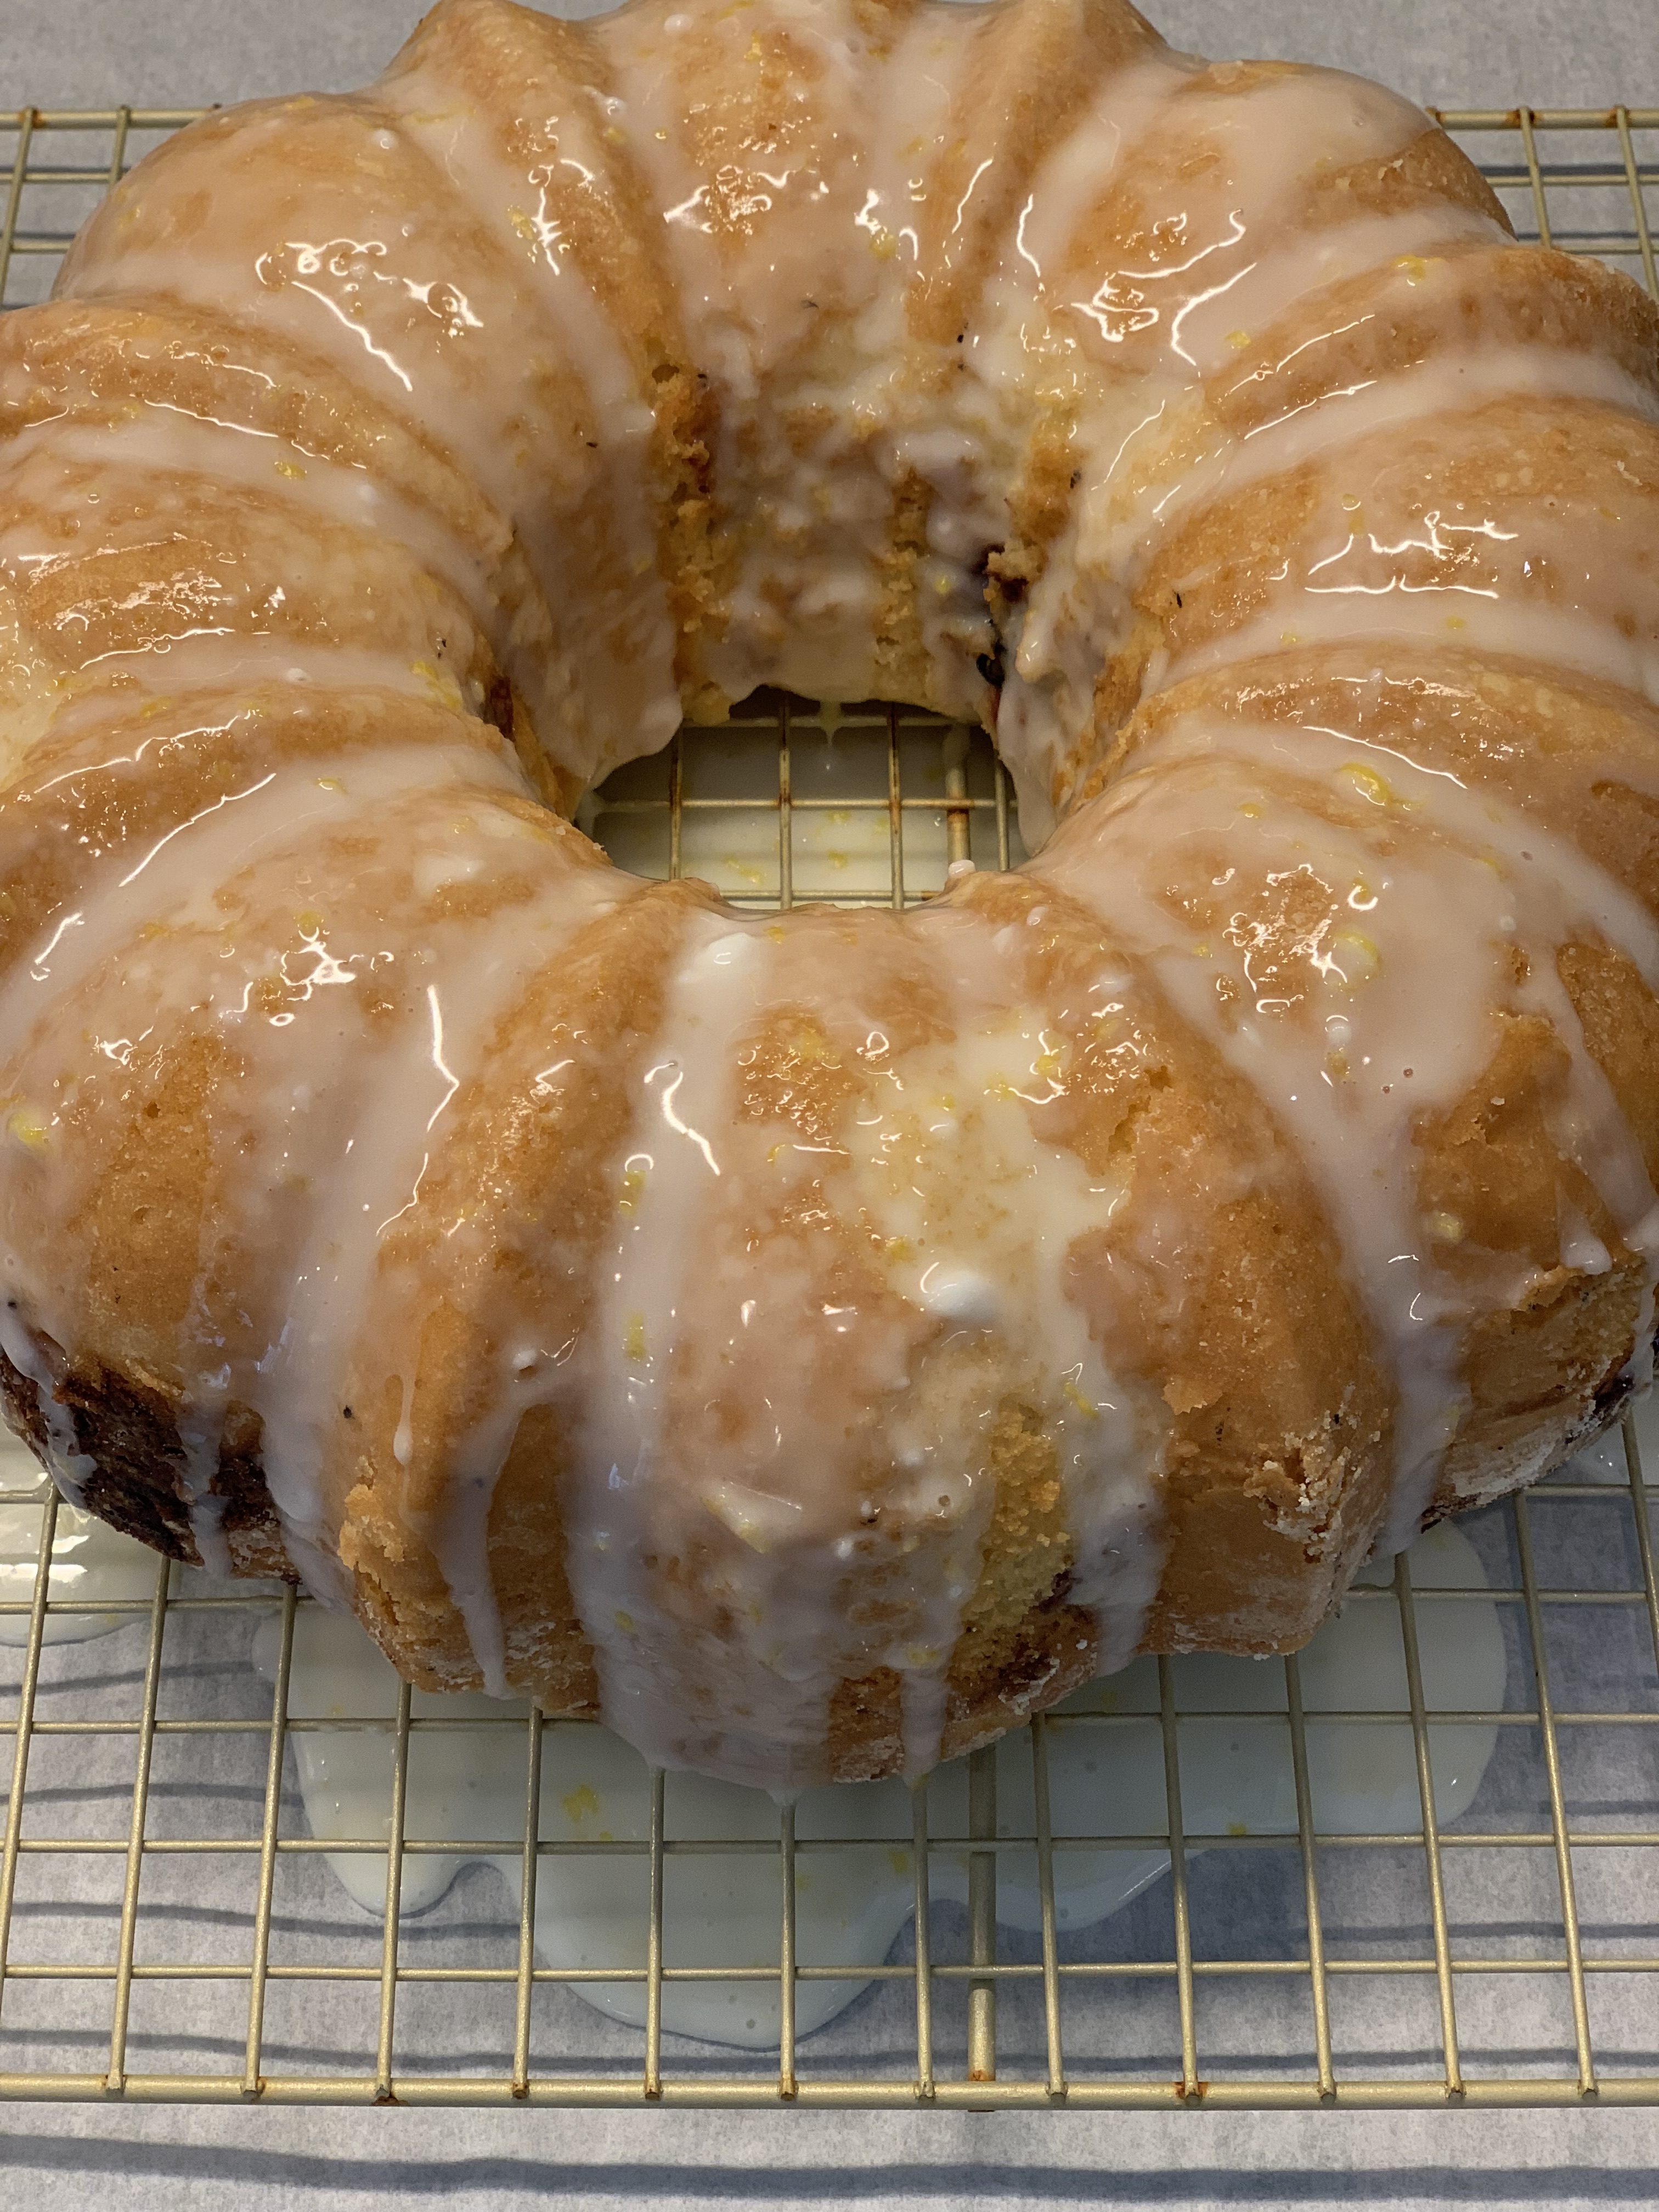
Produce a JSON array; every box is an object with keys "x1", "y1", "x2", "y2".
[{"x1": 2, "y1": 99, "x2": 1659, "y2": 2114}]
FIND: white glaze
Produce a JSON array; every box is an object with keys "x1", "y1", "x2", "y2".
[
  {"x1": 1037, "y1": 714, "x2": 1659, "y2": 1545},
  {"x1": 0, "y1": 1301, "x2": 96, "y2": 1508},
  {"x1": 0, "y1": 746, "x2": 515, "y2": 1062},
  {"x1": 376, "y1": 58, "x2": 685, "y2": 787},
  {"x1": 250, "y1": 857, "x2": 625, "y2": 1630},
  {"x1": 0, "y1": 1427, "x2": 162, "y2": 1644},
  {"x1": 0, "y1": 0, "x2": 1651, "y2": 1796},
  {"x1": 0, "y1": 413, "x2": 499, "y2": 633},
  {"x1": 251, "y1": 1510, "x2": 1503, "y2": 2047},
  {"x1": 837, "y1": 982, "x2": 1170, "y2": 1687}
]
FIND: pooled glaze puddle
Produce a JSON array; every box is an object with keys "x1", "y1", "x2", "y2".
[
  {"x1": 0, "y1": 1426, "x2": 1506, "y2": 2049},
  {"x1": 251, "y1": 1517, "x2": 1503, "y2": 2049},
  {"x1": 0, "y1": 1444, "x2": 160, "y2": 1645}
]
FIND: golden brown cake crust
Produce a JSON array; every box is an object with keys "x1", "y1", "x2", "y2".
[{"x1": 0, "y1": 0, "x2": 1656, "y2": 1785}]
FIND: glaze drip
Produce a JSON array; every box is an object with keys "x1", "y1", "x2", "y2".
[{"x1": 0, "y1": 0, "x2": 1653, "y2": 1787}]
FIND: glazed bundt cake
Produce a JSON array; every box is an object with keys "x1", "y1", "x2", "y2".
[{"x1": 1, "y1": 0, "x2": 1656, "y2": 1787}]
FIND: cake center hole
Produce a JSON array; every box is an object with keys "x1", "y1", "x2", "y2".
[{"x1": 583, "y1": 688, "x2": 1023, "y2": 911}]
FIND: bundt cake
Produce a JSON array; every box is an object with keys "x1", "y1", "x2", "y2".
[{"x1": 0, "y1": 0, "x2": 1656, "y2": 1788}]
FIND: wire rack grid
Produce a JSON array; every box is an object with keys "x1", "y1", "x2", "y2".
[{"x1": 0, "y1": 98, "x2": 1657, "y2": 2113}]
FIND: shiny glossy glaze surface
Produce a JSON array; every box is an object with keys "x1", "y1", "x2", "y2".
[{"x1": 0, "y1": 0, "x2": 1655, "y2": 1787}]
